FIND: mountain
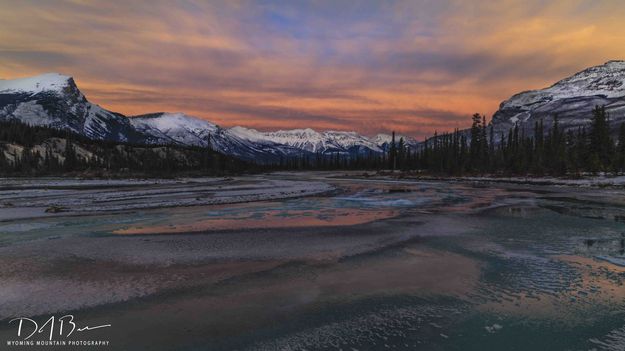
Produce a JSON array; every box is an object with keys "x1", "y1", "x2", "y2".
[
  {"x1": 128, "y1": 114, "x2": 418, "y2": 156},
  {"x1": 226, "y1": 127, "x2": 386, "y2": 155},
  {"x1": 130, "y1": 113, "x2": 307, "y2": 161},
  {"x1": 0, "y1": 73, "x2": 397, "y2": 162},
  {"x1": 5, "y1": 62, "x2": 625, "y2": 164},
  {"x1": 372, "y1": 133, "x2": 419, "y2": 151},
  {"x1": 492, "y1": 60, "x2": 625, "y2": 136},
  {"x1": 0, "y1": 73, "x2": 145, "y2": 143},
  {"x1": 129, "y1": 112, "x2": 218, "y2": 146},
  {"x1": 130, "y1": 114, "x2": 386, "y2": 161}
]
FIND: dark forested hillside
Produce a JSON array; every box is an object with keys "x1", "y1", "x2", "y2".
[
  {"x1": 2, "y1": 105, "x2": 625, "y2": 177},
  {"x1": 0, "y1": 120, "x2": 252, "y2": 176},
  {"x1": 273, "y1": 105, "x2": 625, "y2": 176},
  {"x1": 387, "y1": 105, "x2": 625, "y2": 176}
]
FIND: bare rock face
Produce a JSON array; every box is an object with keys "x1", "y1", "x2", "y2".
[{"x1": 492, "y1": 60, "x2": 625, "y2": 137}]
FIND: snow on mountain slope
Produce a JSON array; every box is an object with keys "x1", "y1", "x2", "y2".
[
  {"x1": 0, "y1": 72, "x2": 411, "y2": 162},
  {"x1": 229, "y1": 127, "x2": 323, "y2": 152},
  {"x1": 130, "y1": 112, "x2": 218, "y2": 146},
  {"x1": 130, "y1": 115, "x2": 393, "y2": 160},
  {"x1": 226, "y1": 126, "x2": 272, "y2": 143},
  {"x1": 511, "y1": 60, "x2": 625, "y2": 106},
  {"x1": 322, "y1": 131, "x2": 382, "y2": 152},
  {"x1": 372, "y1": 133, "x2": 417, "y2": 145},
  {"x1": 0, "y1": 73, "x2": 143, "y2": 143},
  {"x1": 130, "y1": 114, "x2": 307, "y2": 161},
  {"x1": 0, "y1": 73, "x2": 73, "y2": 95},
  {"x1": 371, "y1": 134, "x2": 393, "y2": 145},
  {"x1": 221, "y1": 128, "x2": 306, "y2": 160},
  {"x1": 371, "y1": 133, "x2": 419, "y2": 152},
  {"x1": 226, "y1": 127, "x2": 384, "y2": 154},
  {"x1": 492, "y1": 60, "x2": 625, "y2": 135}
]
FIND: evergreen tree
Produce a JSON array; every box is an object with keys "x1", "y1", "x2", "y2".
[
  {"x1": 64, "y1": 137, "x2": 77, "y2": 171},
  {"x1": 469, "y1": 113, "x2": 483, "y2": 171},
  {"x1": 398, "y1": 137, "x2": 405, "y2": 170},
  {"x1": 389, "y1": 131, "x2": 397, "y2": 170},
  {"x1": 488, "y1": 124, "x2": 495, "y2": 171},
  {"x1": 618, "y1": 123, "x2": 625, "y2": 172},
  {"x1": 533, "y1": 119, "x2": 545, "y2": 174},
  {"x1": 589, "y1": 105, "x2": 613, "y2": 172},
  {"x1": 481, "y1": 115, "x2": 488, "y2": 171},
  {"x1": 0, "y1": 144, "x2": 7, "y2": 172}
]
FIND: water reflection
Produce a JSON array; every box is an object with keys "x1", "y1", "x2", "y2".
[
  {"x1": 114, "y1": 185, "x2": 439, "y2": 234},
  {"x1": 115, "y1": 207, "x2": 399, "y2": 234},
  {"x1": 4, "y1": 177, "x2": 625, "y2": 350}
]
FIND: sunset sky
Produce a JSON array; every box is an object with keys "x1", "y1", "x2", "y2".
[{"x1": 1, "y1": 0, "x2": 624, "y2": 139}]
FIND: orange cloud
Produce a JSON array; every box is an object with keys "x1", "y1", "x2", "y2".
[{"x1": 0, "y1": 0, "x2": 624, "y2": 139}]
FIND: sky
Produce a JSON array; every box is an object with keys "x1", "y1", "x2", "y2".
[{"x1": 1, "y1": 0, "x2": 624, "y2": 139}]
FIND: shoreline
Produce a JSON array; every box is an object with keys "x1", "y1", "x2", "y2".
[
  {"x1": 0, "y1": 177, "x2": 337, "y2": 221},
  {"x1": 326, "y1": 171, "x2": 625, "y2": 188}
]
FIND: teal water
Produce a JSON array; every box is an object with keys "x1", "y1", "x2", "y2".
[{"x1": 1, "y1": 178, "x2": 625, "y2": 350}]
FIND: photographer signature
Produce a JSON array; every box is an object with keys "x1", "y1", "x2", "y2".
[{"x1": 9, "y1": 315, "x2": 111, "y2": 341}]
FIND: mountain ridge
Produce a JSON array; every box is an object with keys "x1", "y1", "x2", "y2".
[
  {"x1": 492, "y1": 60, "x2": 625, "y2": 136},
  {"x1": 0, "y1": 73, "x2": 412, "y2": 162},
  {"x1": 3, "y1": 60, "x2": 625, "y2": 163}
]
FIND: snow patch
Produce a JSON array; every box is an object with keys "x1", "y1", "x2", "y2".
[
  {"x1": 499, "y1": 60, "x2": 625, "y2": 119},
  {"x1": 10, "y1": 101, "x2": 59, "y2": 126},
  {"x1": 130, "y1": 113, "x2": 218, "y2": 147},
  {"x1": 0, "y1": 73, "x2": 72, "y2": 95}
]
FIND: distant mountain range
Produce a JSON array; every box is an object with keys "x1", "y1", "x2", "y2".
[
  {"x1": 2, "y1": 60, "x2": 625, "y2": 162},
  {"x1": 0, "y1": 74, "x2": 416, "y2": 162}
]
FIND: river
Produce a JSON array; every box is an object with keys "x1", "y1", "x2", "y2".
[{"x1": 0, "y1": 173, "x2": 624, "y2": 350}]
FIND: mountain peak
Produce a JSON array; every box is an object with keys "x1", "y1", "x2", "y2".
[
  {"x1": 0, "y1": 73, "x2": 74, "y2": 95},
  {"x1": 131, "y1": 112, "x2": 218, "y2": 133},
  {"x1": 492, "y1": 60, "x2": 625, "y2": 135}
]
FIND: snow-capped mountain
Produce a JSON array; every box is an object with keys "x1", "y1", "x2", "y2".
[
  {"x1": 129, "y1": 112, "x2": 218, "y2": 146},
  {"x1": 492, "y1": 60, "x2": 625, "y2": 135},
  {"x1": 371, "y1": 133, "x2": 419, "y2": 151},
  {"x1": 0, "y1": 72, "x2": 411, "y2": 162},
  {"x1": 130, "y1": 114, "x2": 388, "y2": 160},
  {"x1": 0, "y1": 73, "x2": 144, "y2": 143},
  {"x1": 227, "y1": 127, "x2": 384, "y2": 154},
  {"x1": 130, "y1": 113, "x2": 307, "y2": 161}
]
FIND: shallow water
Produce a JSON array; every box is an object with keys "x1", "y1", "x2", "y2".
[{"x1": 1, "y1": 174, "x2": 625, "y2": 350}]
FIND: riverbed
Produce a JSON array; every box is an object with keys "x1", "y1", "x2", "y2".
[{"x1": 1, "y1": 172, "x2": 624, "y2": 350}]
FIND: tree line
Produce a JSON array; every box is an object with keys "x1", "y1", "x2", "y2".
[
  {"x1": 2, "y1": 105, "x2": 624, "y2": 176},
  {"x1": 389, "y1": 105, "x2": 625, "y2": 176},
  {"x1": 0, "y1": 120, "x2": 250, "y2": 176},
  {"x1": 276, "y1": 105, "x2": 625, "y2": 176}
]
